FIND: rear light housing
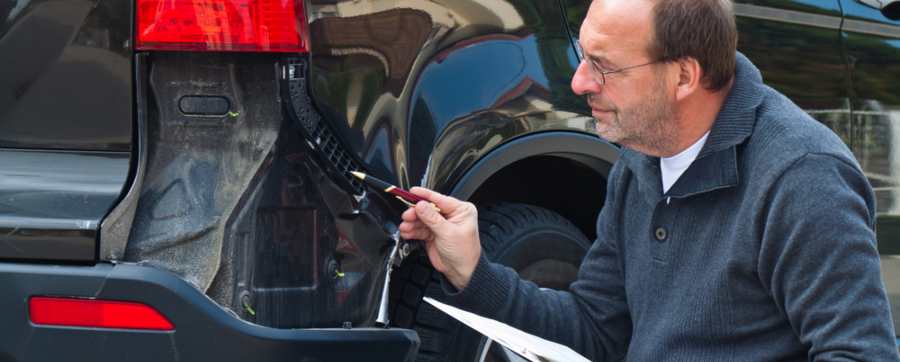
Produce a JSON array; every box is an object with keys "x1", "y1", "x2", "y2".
[
  {"x1": 136, "y1": 0, "x2": 308, "y2": 53},
  {"x1": 29, "y1": 296, "x2": 175, "y2": 331}
]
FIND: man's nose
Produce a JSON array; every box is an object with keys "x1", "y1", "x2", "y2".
[{"x1": 571, "y1": 60, "x2": 601, "y2": 97}]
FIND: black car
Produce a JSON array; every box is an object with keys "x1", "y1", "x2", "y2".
[{"x1": 1, "y1": 0, "x2": 898, "y2": 361}]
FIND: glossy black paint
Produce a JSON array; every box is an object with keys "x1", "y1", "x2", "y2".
[
  {"x1": 306, "y1": 0, "x2": 611, "y2": 195},
  {"x1": 0, "y1": 149, "x2": 129, "y2": 261},
  {"x1": 734, "y1": 1, "x2": 848, "y2": 113},
  {"x1": 0, "y1": 0, "x2": 132, "y2": 151},
  {"x1": 450, "y1": 132, "x2": 616, "y2": 200},
  {"x1": 0, "y1": 262, "x2": 419, "y2": 361}
]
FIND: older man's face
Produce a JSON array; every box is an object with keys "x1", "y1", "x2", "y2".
[{"x1": 571, "y1": 0, "x2": 678, "y2": 155}]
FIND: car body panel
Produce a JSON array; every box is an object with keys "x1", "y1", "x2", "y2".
[
  {"x1": 0, "y1": 0, "x2": 132, "y2": 151},
  {"x1": 0, "y1": 149, "x2": 128, "y2": 261},
  {"x1": 0, "y1": 0, "x2": 133, "y2": 262},
  {"x1": 306, "y1": 0, "x2": 607, "y2": 195}
]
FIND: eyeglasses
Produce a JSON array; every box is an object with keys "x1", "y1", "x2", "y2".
[
  {"x1": 581, "y1": 57, "x2": 660, "y2": 85},
  {"x1": 575, "y1": 42, "x2": 661, "y2": 85}
]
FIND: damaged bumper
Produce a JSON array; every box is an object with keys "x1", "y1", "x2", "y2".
[{"x1": 0, "y1": 262, "x2": 419, "y2": 361}]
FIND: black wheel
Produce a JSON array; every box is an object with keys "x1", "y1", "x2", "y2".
[{"x1": 389, "y1": 202, "x2": 591, "y2": 362}]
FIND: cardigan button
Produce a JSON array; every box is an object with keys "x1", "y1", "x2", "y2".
[{"x1": 654, "y1": 227, "x2": 668, "y2": 241}]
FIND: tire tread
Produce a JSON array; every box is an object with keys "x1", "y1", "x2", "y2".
[{"x1": 389, "y1": 203, "x2": 590, "y2": 362}]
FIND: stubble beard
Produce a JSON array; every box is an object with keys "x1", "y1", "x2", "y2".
[{"x1": 591, "y1": 80, "x2": 679, "y2": 156}]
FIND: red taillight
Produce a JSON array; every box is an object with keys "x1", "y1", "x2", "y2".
[
  {"x1": 29, "y1": 296, "x2": 174, "y2": 331},
  {"x1": 136, "y1": 0, "x2": 308, "y2": 53}
]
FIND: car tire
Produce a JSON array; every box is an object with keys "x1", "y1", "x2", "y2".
[{"x1": 389, "y1": 202, "x2": 592, "y2": 362}]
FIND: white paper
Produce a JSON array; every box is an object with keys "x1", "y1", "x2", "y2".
[{"x1": 423, "y1": 297, "x2": 591, "y2": 362}]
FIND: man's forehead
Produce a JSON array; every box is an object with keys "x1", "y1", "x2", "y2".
[{"x1": 580, "y1": 0, "x2": 654, "y2": 57}]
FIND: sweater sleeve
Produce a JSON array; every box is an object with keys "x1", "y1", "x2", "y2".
[
  {"x1": 758, "y1": 153, "x2": 899, "y2": 360},
  {"x1": 437, "y1": 164, "x2": 632, "y2": 361}
]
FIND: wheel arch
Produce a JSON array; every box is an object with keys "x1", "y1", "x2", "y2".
[{"x1": 449, "y1": 131, "x2": 618, "y2": 240}]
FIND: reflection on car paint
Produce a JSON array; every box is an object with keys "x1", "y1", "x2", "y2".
[
  {"x1": 307, "y1": 0, "x2": 595, "y2": 194},
  {"x1": 0, "y1": 0, "x2": 132, "y2": 151}
]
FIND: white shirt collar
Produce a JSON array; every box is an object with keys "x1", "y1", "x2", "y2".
[{"x1": 661, "y1": 131, "x2": 711, "y2": 194}]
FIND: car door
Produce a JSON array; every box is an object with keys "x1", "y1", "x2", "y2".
[{"x1": 0, "y1": 0, "x2": 132, "y2": 262}]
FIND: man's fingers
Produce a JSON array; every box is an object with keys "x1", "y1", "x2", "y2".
[
  {"x1": 401, "y1": 207, "x2": 419, "y2": 222},
  {"x1": 410, "y1": 187, "x2": 463, "y2": 213},
  {"x1": 399, "y1": 226, "x2": 432, "y2": 241},
  {"x1": 399, "y1": 220, "x2": 425, "y2": 233},
  {"x1": 415, "y1": 200, "x2": 447, "y2": 229}
]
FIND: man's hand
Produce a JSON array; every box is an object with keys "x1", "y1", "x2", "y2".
[{"x1": 398, "y1": 187, "x2": 481, "y2": 290}]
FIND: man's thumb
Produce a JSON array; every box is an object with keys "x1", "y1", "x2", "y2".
[{"x1": 415, "y1": 201, "x2": 445, "y2": 229}]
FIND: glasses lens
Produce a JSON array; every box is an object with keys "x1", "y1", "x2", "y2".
[{"x1": 576, "y1": 42, "x2": 604, "y2": 85}]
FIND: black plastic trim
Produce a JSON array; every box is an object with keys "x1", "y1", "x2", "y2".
[
  {"x1": 100, "y1": 53, "x2": 149, "y2": 261},
  {"x1": 450, "y1": 131, "x2": 618, "y2": 200},
  {"x1": 0, "y1": 262, "x2": 419, "y2": 362},
  {"x1": 282, "y1": 60, "x2": 366, "y2": 195}
]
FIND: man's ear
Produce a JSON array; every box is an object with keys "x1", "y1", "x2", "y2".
[{"x1": 674, "y1": 57, "x2": 702, "y2": 101}]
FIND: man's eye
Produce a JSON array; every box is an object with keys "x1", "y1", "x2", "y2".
[{"x1": 590, "y1": 61, "x2": 613, "y2": 73}]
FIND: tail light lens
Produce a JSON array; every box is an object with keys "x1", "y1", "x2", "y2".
[
  {"x1": 29, "y1": 296, "x2": 175, "y2": 331},
  {"x1": 136, "y1": 0, "x2": 308, "y2": 53}
]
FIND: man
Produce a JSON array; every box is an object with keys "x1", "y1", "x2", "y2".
[{"x1": 399, "y1": 0, "x2": 899, "y2": 360}]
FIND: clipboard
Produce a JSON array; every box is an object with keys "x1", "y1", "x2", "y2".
[{"x1": 423, "y1": 297, "x2": 590, "y2": 362}]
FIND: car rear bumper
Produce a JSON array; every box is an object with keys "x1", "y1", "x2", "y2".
[{"x1": 0, "y1": 262, "x2": 419, "y2": 362}]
